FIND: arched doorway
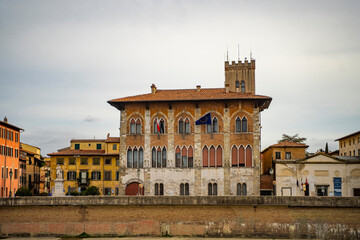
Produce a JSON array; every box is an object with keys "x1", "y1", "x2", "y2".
[{"x1": 125, "y1": 182, "x2": 144, "y2": 195}]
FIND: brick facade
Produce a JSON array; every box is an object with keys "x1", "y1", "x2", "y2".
[{"x1": 109, "y1": 59, "x2": 271, "y2": 196}]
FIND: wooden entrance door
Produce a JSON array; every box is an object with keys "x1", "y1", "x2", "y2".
[{"x1": 125, "y1": 182, "x2": 144, "y2": 195}]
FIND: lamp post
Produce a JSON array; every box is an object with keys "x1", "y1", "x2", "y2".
[{"x1": 9, "y1": 169, "x2": 13, "y2": 197}]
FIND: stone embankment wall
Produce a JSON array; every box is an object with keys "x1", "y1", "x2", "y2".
[{"x1": 0, "y1": 196, "x2": 359, "y2": 239}]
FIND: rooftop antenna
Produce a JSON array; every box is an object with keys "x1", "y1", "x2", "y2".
[
  {"x1": 238, "y1": 44, "x2": 240, "y2": 61},
  {"x1": 226, "y1": 45, "x2": 229, "y2": 61},
  {"x1": 250, "y1": 45, "x2": 253, "y2": 60}
]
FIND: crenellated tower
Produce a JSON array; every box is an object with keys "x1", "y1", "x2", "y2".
[{"x1": 225, "y1": 59, "x2": 255, "y2": 94}]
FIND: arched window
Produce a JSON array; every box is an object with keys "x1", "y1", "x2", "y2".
[
  {"x1": 232, "y1": 146, "x2": 238, "y2": 167},
  {"x1": 154, "y1": 118, "x2": 165, "y2": 134},
  {"x1": 246, "y1": 146, "x2": 252, "y2": 167},
  {"x1": 185, "y1": 118, "x2": 190, "y2": 133},
  {"x1": 210, "y1": 146, "x2": 216, "y2": 167},
  {"x1": 180, "y1": 183, "x2": 189, "y2": 195},
  {"x1": 130, "y1": 119, "x2": 136, "y2": 134},
  {"x1": 178, "y1": 118, "x2": 184, "y2": 133},
  {"x1": 152, "y1": 147, "x2": 156, "y2": 167},
  {"x1": 203, "y1": 146, "x2": 209, "y2": 167},
  {"x1": 155, "y1": 183, "x2": 159, "y2": 195},
  {"x1": 139, "y1": 147, "x2": 144, "y2": 168},
  {"x1": 157, "y1": 147, "x2": 161, "y2": 167},
  {"x1": 242, "y1": 117, "x2": 247, "y2": 132},
  {"x1": 155, "y1": 183, "x2": 164, "y2": 195},
  {"x1": 239, "y1": 146, "x2": 245, "y2": 167},
  {"x1": 213, "y1": 117, "x2": 218, "y2": 133},
  {"x1": 133, "y1": 147, "x2": 138, "y2": 168},
  {"x1": 182, "y1": 147, "x2": 188, "y2": 168},
  {"x1": 127, "y1": 147, "x2": 133, "y2": 168},
  {"x1": 175, "y1": 147, "x2": 181, "y2": 167},
  {"x1": 160, "y1": 119, "x2": 165, "y2": 133},
  {"x1": 242, "y1": 183, "x2": 247, "y2": 196},
  {"x1": 241, "y1": 81, "x2": 245, "y2": 93},
  {"x1": 236, "y1": 80, "x2": 240, "y2": 88},
  {"x1": 237, "y1": 183, "x2": 241, "y2": 195},
  {"x1": 162, "y1": 147, "x2": 167, "y2": 168},
  {"x1": 236, "y1": 117, "x2": 241, "y2": 132},
  {"x1": 180, "y1": 183, "x2": 184, "y2": 195},
  {"x1": 216, "y1": 146, "x2": 222, "y2": 167},
  {"x1": 136, "y1": 119, "x2": 141, "y2": 134},
  {"x1": 208, "y1": 183, "x2": 218, "y2": 196},
  {"x1": 208, "y1": 183, "x2": 212, "y2": 195},
  {"x1": 188, "y1": 146, "x2": 193, "y2": 168}
]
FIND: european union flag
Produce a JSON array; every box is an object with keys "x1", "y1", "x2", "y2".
[{"x1": 195, "y1": 113, "x2": 211, "y2": 125}]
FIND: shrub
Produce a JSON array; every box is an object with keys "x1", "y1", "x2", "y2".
[
  {"x1": 39, "y1": 192, "x2": 49, "y2": 196},
  {"x1": 70, "y1": 191, "x2": 80, "y2": 196},
  {"x1": 84, "y1": 186, "x2": 100, "y2": 195},
  {"x1": 15, "y1": 187, "x2": 32, "y2": 196}
]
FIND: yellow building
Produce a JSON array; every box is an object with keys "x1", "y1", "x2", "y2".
[
  {"x1": 48, "y1": 134, "x2": 120, "y2": 195},
  {"x1": 335, "y1": 131, "x2": 360, "y2": 157},
  {"x1": 20, "y1": 142, "x2": 44, "y2": 195}
]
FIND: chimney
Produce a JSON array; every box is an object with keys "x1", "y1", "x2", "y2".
[
  {"x1": 225, "y1": 84, "x2": 229, "y2": 93},
  {"x1": 235, "y1": 86, "x2": 240, "y2": 93},
  {"x1": 107, "y1": 133, "x2": 110, "y2": 138},
  {"x1": 196, "y1": 85, "x2": 201, "y2": 92},
  {"x1": 151, "y1": 84, "x2": 157, "y2": 94},
  {"x1": 3, "y1": 116, "x2": 7, "y2": 123}
]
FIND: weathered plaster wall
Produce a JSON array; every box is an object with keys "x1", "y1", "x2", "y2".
[{"x1": 0, "y1": 196, "x2": 359, "y2": 239}]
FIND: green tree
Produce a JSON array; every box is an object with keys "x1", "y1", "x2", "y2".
[
  {"x1": 278, "y1": 134, "x2": 307, "y2": 143},
  {"x1": 15, "y1": 187, "x2": 32, "y2": 196},
  {"x1": 325, "y1": 142, "x2": 329, "y2": 154},
  {"x1": 84, "y1": 186, "x2": 100, "y2": 195}
]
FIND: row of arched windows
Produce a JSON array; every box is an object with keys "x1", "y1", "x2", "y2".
[
  {"x1": 232, "y1": 145, "x2": 253, "y2": 167},
  {"x1": 128, "y1": 116, "x2": 248, "y2": 134},
  {"x1": 151, "y1": 147, "x2": 167, "y2": 168},
  {"x1": 175, "y1": 146, "x2": 193, "y2": 168},
  {"x1": 202, "y1": 146, "x2": 222, "y2": 167},
  {"x1": 237, "y1": 183, "x2": 247, "y2": 195},
  {"x1": 127, "y1": 147, "x2": 144, "y2": 168},
  {"x1": 126, "y1": 145, "x2": 252, "y2": 168}
]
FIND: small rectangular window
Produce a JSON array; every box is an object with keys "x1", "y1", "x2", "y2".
[
  {"x1": 14, "y1": 169, "x2": 18, "y2": 179},
  {"x1": 104, "y1": 171, "x2": 111, "y2": 181},
  {"x1": 92, "y1": 158, "x2": 100, "y2": 165},
  {"x1": 96, "y1": 144, "x2": 102, "y2": 150},
  {"x1": 116, "y1": 158, "x2": 119, "y2": 166},
  {"x1": 105, "y1": 158, "x2": 111, "y2": 165},
  {"x1": 75, "y1": 144, "x2": 80, "y2": 150},
  {"x1": 67, "y1": 171, "x2": 77, "y2": 180},
  {"x1": 113, "y1": 144, "x2": 117, "y2": 150},
  {"x1": 285, "y1": 152, "x2": 291, "y2": 159},
  {"x1": 68, "y1": 157, "x2": 76, "y2": 165},
  {"x1": 80, "y1": 158, "x2": 88, "y2": 165},
  {"x1": 275, "y1": 152, "x2": 281, "y2": 159},
  {"x1": 349, "y1": 140, "x2": 351, "y2": 146},
  {"x1": 15, "y1": 132, "x2": 18, "y2": 142},
  {"x1": 91, "y1": 171, "x2": 101, "y2": 180},
  {"x1": 56, "y1": 158, "x2": 64, "y2": 165},
  {"x1": 116, "y1": 171, "x2": 119, "y2": 181}
]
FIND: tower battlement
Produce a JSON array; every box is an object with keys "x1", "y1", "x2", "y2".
[
  {"x1": 225, "y1": 59, "x2": 255, "y2": 68},
  {"x1": 224, "y1": 58, "x2": 256, "y2": 94}
]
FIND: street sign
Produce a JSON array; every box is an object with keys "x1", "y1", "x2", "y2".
[{"x1": 334, "y1": 177, "x2": 342, "y2": 196}]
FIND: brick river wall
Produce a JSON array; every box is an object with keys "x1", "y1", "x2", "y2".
[{"x1": 0, "y1": 196, "x2": 360, "y2": 239}]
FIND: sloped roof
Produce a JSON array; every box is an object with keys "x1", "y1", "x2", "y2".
[
  {"x1": 70, "y1": 139, "x2": 105, "y2": 143},
  {"x1": 48, "y1": 149, "x2": 105, "y2": 156},
  {"x1": 335, "y1": 130, "x2": 360, "y2": 141},
  {"x1": 0, "y1": 120, "x2": 23, "y2": 131},
  {"x1": 108, "y1": 88, "x2": 272, "y2": 111},
  {"x1": 262, "y1": 141, "x2": 308, "y2": 153},
  {"x1": 105, "y1": 137, "x2": 120, "y2": 143}
]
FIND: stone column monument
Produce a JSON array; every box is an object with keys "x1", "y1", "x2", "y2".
[{"x1": 53, "y1": 164, "x2": 65, "y2": 197}]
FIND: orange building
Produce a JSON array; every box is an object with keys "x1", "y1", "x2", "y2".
[
  {"x1": 108, "y1": 59, "x2": 272, "y2": 196},
  {"x1": 0, "y1": 117, "x2": 22, "y2": 197},
  {"x1": 260, "y1": 141, "x2": 308, "y2": 195}
]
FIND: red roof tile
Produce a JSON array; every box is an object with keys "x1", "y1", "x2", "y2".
[
  {"x1": 48, "y1": 149, "x2": 105, "y2": 156},
  {"x1": 105, "y1": 137, "x2": 120, "y2": 143},
  {"x1": 108, "y1": 88, "x2": 271, "y2": 103},
  {"x1": 70, "y1": 139, "x2": 105, "y2": 143},
  {"x1": 269, "y1": 141, "x2": 309, "y2": 148}
]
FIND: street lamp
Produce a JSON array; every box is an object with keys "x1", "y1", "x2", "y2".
[{"x1": 9, "y1": 169, "x2": 13, "y2": 197}]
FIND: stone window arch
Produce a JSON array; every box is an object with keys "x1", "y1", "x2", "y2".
[{"x1": 241, "y1": 80, "x2": 245, "y2": 93}]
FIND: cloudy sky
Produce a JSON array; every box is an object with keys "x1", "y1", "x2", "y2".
[{"x1": 1, "y1": 0, "x2": 359, "y2": 156}]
